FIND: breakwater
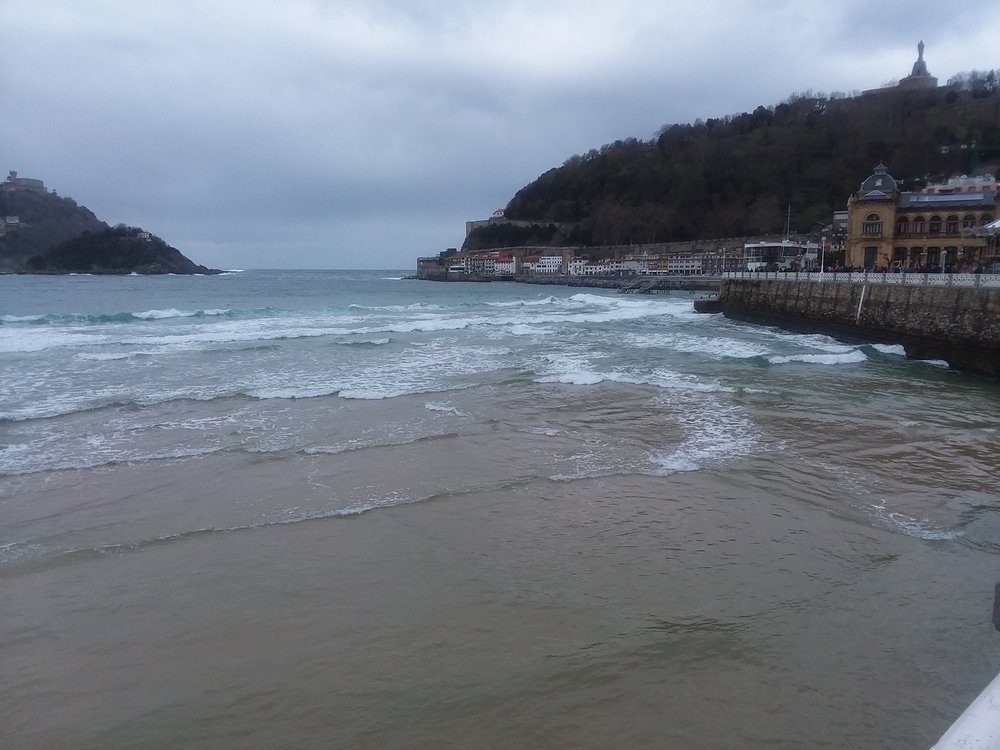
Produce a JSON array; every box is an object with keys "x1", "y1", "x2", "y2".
[{"x1": 699, "y1": 272, "x2": 1000, "y2": 377}]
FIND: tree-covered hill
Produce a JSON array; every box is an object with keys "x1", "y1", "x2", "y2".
[
  {"x1": 468, "y1": 72, "x2": 1000, "y2": 250},
  {"x1": 0, "y1": 188, "x2": 106, "y2": 271},
  {"x1": 0, "y1": 184, "x2": 219, "y2": 274},
  {"x1": 26, "y1": 224, "x2": 220, "y2": 275}
]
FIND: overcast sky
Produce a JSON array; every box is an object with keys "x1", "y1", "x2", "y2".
[{"x1": 3, "y1": 1, "x2": 999, "y2": 270}]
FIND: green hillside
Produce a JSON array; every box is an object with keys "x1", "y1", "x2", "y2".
[
  {"x1": 26, "y1": 225, "x2": 220, "y2": 275},
  {"x1": 0, "y1": 183, "x2": 219, "y2": 274},
  {"x1": 0, "y1": 188, "x2": 106, "y2": 271},
  {"x1": 465, "y1": 72, "x2": 1000, "y2": 251}
]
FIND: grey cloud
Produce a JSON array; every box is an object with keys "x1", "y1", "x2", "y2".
[{"x1": 2, "y1": 0, "x2": 998, "y2": 270}]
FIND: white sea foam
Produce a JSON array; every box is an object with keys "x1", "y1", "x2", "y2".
[
  {"x1": 647, "y1": 399, "x2": 759, "y2": 476},
  {"x1": 133, "y1": 308, "x2": 231, "y2": 320},
  {"x1": 0, "y1": 432, "x2": 231, "y2": 475},
  {"x1": 134, "y1": 308, "x2": 198, "y2": 320},
  {"x1": 768, "y1": 350, "x2": 868, "y2": 365},
  {"x1": 0, "y1": 542, "x2": 48, "y2": 565},
  {"x1": 873, "y1": 343, "x2": 907, "y2": 356},
  {"x1": 424, "y1": 401, "x2": 466, "y2": 416},
  {"x1": 538, "y1": 370, "x2": 607, "y2": 385},
  {"x1": 75, "y1": 350, "x2": 156, "y2": 361},
  {"x1": 1, "y1": 314, "x2": 46, "y2": 323},
  {"x1": 487, "y1": 296, "x2": 560, "y2": 308},
  {"x1": 628, "y1": 332, "x2": 770, "y2": 359},
  {"x1": 334, "y1": 337, "x2": 391, "y2": 346},
  {"x1": 868, "y1": 500, "x2": 963, "y2": 541},
  {"x1": 0, "y1": 328, "x2": 114, "y2": 353},
  {"x1": 508, "y1": 324, "x2": 552, "y2": 336},
  {"x1": 549, "y1": 449, "x2": 636, "y2": 481},
  {"x1": 523, "y1": 426, "x2": 561, "y2": 437},
  {"x1": 280, "y1": 492, "x2": 421, "y2": 520}
]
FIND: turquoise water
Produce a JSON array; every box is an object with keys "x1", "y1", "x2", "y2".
[{"x1": 2, "y1": 270, "x2": 999, "y2": 749}]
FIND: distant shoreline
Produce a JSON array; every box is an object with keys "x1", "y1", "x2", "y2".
[{"x1": 410, "y1": 273, "x2": 721, "y2": 293}]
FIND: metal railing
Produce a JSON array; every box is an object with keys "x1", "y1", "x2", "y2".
[{"x1": 723, "y1": 270, "x2": 1000, "y2": 288}]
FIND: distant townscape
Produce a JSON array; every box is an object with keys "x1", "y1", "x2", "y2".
[
  {"x1": 418, "y1": 42, "x2": 1000, "y2": 282},
  {"x1": 419, "y1": 165, "x2": 999, "y2": 280}
]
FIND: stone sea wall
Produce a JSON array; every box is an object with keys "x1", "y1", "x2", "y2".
[{"x1": 711, "y1": 278, "x2": 1000, "y2": 377}]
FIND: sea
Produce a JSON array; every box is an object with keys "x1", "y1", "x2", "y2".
[{"x1": 2, "y1": 269, "x2": 999, "y2": 750}]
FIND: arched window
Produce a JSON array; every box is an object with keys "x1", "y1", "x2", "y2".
[
  {"x1": 946, "y1": 215, "x2": 959, "y2": 234},
  {"x1": 863, "y1": 213, "x2": 882, "y2": 236},
  {"x1": 929, "y1": 215, "x2": 942, "y2": 234},
  {"x1": 963, "y1": 214, "x2": 977, "y2": 229},
  {"x1": 896, "y1": 218, "x2": 909, "y2": 234},
  {"x1": 912, "y1": 216, "x2": 926, "y2": 233},
  {"x1": 984, "y1": 215, "x2": 995, "y2": 226}
]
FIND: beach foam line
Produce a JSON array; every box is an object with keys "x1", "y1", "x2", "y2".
[
  {"x1": 867, "y1": 499, "x2": 963, "y2": 541},
  {"x1": 0, "y1": 486, "x2": 496, "y2": 572}
]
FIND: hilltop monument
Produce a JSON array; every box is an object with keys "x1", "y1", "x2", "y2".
[{"x1": 898, "y1": 40, "x2": 938, "y2": 90}]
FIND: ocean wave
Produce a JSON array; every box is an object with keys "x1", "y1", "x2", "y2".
[
  {"x1": 867, "y1": 500, "x2": 963, "y2": 541},
  {"x1": 133, "y1": 308, "x2": 233, "y2": 320},
  {"x1": 0, "y1": 438, "x2": 234, "y2": 477},
  {"x1": 424, "y1": 401, "x2": 467, "y2": 416},
  {"x1": 487, "y1": 296, "x2": 560, "y2": 307},
  {"x1": 534, "y1": 357, "x2": 736, "y2": 395},
  {"x1": 75, "y1": 350, "x2": 156, "y2": 361},
  {"x1": 508, "y1": 324, "x2": 553, "y2": 336},
  {"x1": 0, "y1": 491, "x2": 432, "y2": 570},
  {"x1": 345, "y1": 302, "x2": 443, "y2": 312},
  {"x1": 627, "y1": 332, "x2": 770, "y2": 359},
  {"x1": 333, "y1": 337, "x2": 391, "y2": 346},
  {"x1": 0, "y1": 296, "x2": 683, "y2": 355},
  {"x1": 2, "y1": 308, "x2": 235, "y2": 325},
  {"x1": 0, "y1": 397, "x2": 145, "y2": 424},
  {"x1": 871, "y1": 343, "x2": 907, "y2": 356},
  {"x1": 768, "y1": 350, "x2": 868, "y2": 365},
  {"x1": 336, "y1": 383, "x2": 451, "y2": 400},
  {"x1": 537, "y1": 370, "x2": 607, "y2": 386},
  {"x1": 646, "y1": 400, "x2": 759, "y2": 476}
]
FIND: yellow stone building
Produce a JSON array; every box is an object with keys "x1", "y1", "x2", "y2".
[{"x1": 845, "y1": 164, "x2": 999, "y2": 270}]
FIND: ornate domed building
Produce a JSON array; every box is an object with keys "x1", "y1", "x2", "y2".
[{"x1": 846, "y1": 164, "x2": 998, "y2": 270}]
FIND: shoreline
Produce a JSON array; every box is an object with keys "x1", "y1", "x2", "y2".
[{"x1": 411, "y1": 273, "x2": 722, "y2": 293}]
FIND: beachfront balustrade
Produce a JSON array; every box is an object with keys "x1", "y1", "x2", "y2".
[{"x1": 723, "y1": 270, "x2": 1000, "y2": 288}]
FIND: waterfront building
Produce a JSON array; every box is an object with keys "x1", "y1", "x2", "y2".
[
  {"x1": 742, "y1": 240, "x2": 819, "y2": 271},
  {"x1": 845, "y1": 163, "x2": 998, "y2": 270},
  {"x1": 665, "y1": 253, "x2": 705, "y2": 274},
  {"x1": 534, "y1": 255, "x2": 564, "y2": 274}
]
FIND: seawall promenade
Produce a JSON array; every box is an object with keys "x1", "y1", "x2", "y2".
[{"x1": 699, "y1": 271, "x2": 1000, "y2": 377}]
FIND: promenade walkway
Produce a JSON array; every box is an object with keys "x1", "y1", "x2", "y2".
[{"x1": 723, "y1": 270, "x2": 1000, "y2": 288}]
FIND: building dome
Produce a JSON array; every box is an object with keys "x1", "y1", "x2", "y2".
[{"x1": 859, "y1": 163, "x2": 897, "y2": 196}]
